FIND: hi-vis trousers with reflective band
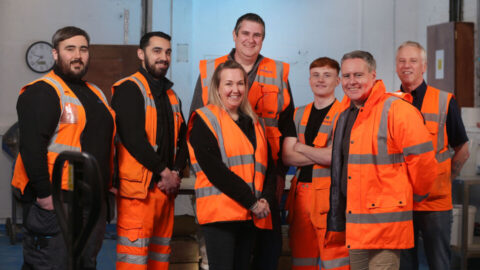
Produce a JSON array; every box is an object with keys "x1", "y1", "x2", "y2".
[
  {"x1": 116, "y1": 186, "x2": 174, "y2": 270},
  {"x1": 289, "y1": 183, "x2": 350, "y2": 270}
]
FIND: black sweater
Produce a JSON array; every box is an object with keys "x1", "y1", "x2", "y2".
[
  {"x1": 17, "y1": 66, "x2": 114, "y2": 199},
  {"x1": 111, "y1": 68, "x2": 188, "y2": 185}
]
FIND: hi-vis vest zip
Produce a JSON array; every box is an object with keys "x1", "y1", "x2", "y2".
[
  {"x1": 112, "y1": 72, "x2": 183, "y2": 199},
  {"x1": 199, "y1": 55, "x2": 290, "y2": 162},
  {"x1": 12, "y1": 71, "x2": 115, "y2": 193},
  {"x1": 187, "y1": 104, "x2": 272, "y2": 229}
]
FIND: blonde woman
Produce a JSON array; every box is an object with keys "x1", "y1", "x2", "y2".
[{"x1": 188, "y1": 60, "x2": 276, "y2": 270}]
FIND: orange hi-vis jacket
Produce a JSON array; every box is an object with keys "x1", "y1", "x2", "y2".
[
  {"x1": 329, "y1": 80, "x2": 437, "y2": 249},
  {"x1": 286, "y1": 100, "x2": 342, "y2": 228},
  {"x1": 112, "y1": 72, "x2": 183, "y2": 199},
  {"x1": 12, "y1": 70, "x2": 115, "y2": 193},
  {"x1": 199, "y1": 55, "x2": 290, "y2": 162},
  {"x1": 397, "y1": 86, "x2": 453, "y2": 211},
  {"x1": 187, "y1": 105, "x2": 272, "y2": 229}
]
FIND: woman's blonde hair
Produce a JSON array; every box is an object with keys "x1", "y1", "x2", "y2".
[{"x1": 207, "y1": 60, "x2": 258, "y2": 123}]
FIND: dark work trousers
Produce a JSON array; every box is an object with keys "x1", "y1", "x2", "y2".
[
  {"x1": 21, "y1": 199, "x2": 107, "y2": 270},
  {"x1": 400, "y1": 210, "x2": 453, "y2": 270},
  {"x1": 201, "y1": 220, "x2": 256, "y2": 270},
  {"x1": 22, "y1": 202, "x2": 67, "y2": 270},
  {"x1": 252, "y1": 200, "x2": 282, "y2": 270}
]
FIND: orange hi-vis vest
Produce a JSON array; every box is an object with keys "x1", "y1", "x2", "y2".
[
  {"x1": 12, "y1": 70, "x2": 115, "y2": 193},
  {"x1": 187, "y1": 105, "x2": 272, "y2": 229},
  {"x1": 199, "y1": 55, "x2": 290, "y2": 162},
  {"x1": 112, "y1": 72, "x2": 183, "y2": 199},
  {"x1": 398, "y1": 86, "x2": 453, "y2": 211},
  {"x1": 286, "y1": 100, "x2": 341, "y2": 226},
  {"x1": 331, "y1": 80, "x2": 437, "y2": 249}
]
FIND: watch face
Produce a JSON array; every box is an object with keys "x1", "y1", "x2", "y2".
[{"x1": 26, "y1": 41, "x2": 55, "y2": 73}]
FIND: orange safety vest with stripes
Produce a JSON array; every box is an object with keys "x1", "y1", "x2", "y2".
[
  {"x1": 199, "y1": 55, "x2": 290, "y2": 162},
  {"x1": 187, "y1": 105, "x2": 272, "y2": 229},
  {"x1": 397, "y1": 86, "x2": 453, "y2": 211},
  {"x1": 332, "y1": 80, "x2": 437, "y2": 249},
  {"x1": 286, "y1": 100, "x2": 341, "y2": 228},
  {"x1": 112, "y1": 72, "x2": 184, "y2": 199},
  {"x1": 12, "y1": 70, "x2": 115, "y2": 193}
]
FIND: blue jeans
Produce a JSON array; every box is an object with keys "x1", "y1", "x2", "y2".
[{"x1": 400, "y1": 210, "x2": 452, "y2": 270}]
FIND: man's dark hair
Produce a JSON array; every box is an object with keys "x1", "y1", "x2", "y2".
[
  {"x1": 234, "y1": 13, "x2": 265, "y2": 39},
  {"x1": 52, "y1": 26, "x2": 90, "y2": 49},
  {"x1": 140, "y1": 31, "x2": 171, "y2": 50}
]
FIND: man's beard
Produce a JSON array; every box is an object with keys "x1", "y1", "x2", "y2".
[
  {"x1": 144, "y1": 55, "x2": 169, "y2": 79},
  {"x1": 57, "y1": 54, "x2": 88, "y2": 81}
]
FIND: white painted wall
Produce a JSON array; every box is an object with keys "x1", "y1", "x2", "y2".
[
  {"x1": 0, "y1": 0, "x2": 478, "y2": 220},
  {"x1": 0, "y1": 0, "x2": 142, "y2": 221}
]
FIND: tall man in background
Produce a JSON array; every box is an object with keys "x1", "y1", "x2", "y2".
[
  {"x1": 189, "y1": 13, "x2": 296, "y2": 270},
  {"x1": 396, "y1": 41, "x2": 469, "y2": 270},
  {"x1": 112, "y1": 31, "x2": 188, "y2": 270}
]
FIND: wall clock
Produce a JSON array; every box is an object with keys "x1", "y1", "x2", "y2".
[{"x1": 26, "y1": 41, "x2": 55, "y2": 73}]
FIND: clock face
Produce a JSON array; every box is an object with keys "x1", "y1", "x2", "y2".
[{"x1": 26, "y1": 41, "x2": 55, "y2": 73}]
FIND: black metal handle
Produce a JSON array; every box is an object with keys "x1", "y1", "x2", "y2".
[{"x1": 51, "y1": 151, "x2": 103, "y2": 270}]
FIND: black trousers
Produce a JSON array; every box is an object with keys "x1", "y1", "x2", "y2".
[
  {"x1": 201, "y1": 220, "x2": 256, "y2": 270},
  {"x1": 21, "y1": 200, "x2": 107, "y2": 270},
  {"x1": 252, "y1": 200, "x2": 282, "y2": 270}
]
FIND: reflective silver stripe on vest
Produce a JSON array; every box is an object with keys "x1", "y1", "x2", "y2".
[
  {"x1": 413, "y1": 192, "x2": 429, "y2": 202},
  {"x1": 346, "y1": 210, "x2": 412, "y2": 224},
  {"x1": 325, "y1": 113, "x2": 339, "y2": 146},
  {"x1": 148, "y1": 251, "x2": 170, "y2": 262},
  {"x1": 403, "y1": 141, "x2": 434, "y2": 157},
  {"x1": 294, "y1": 105, "x2": 307, "y2": 143},
  {"x1": 436, "y1": 150, "x2": 451, "y2": 163},
  {"x1": 195, "y1": 186, "x2": 222, "y2": 198},
  {"x1": 117, "y1": 253, "x2": 147, "y2": 265},
  {"x1": 255, "y1": 162, "x2": 267, "y2": 175},
  {"x1": 127, "y1": 76, "x2": 159, "y2": 152},
  {"x1": 87, "y1": 82, "x2": 109, "y2": 104},
  {"x1": 200, "y1": 107, "x2": 229, "y2": 163},
  {"x1": 348, "y1": 96, "x2": 404, "y2": 165},
  {"x1": 312, "y1": 168, "x2": 330, "y2": 178},
  {"x1": 48, "y1": 143, "x2": 81, "y2": 153},
  {"x1": 292, "y1": 257, "x2": 318, "y2": 266},
  {"x1": 43, "y1": 77, "x2": 83, "y2": 154},
  {"x1": 322, "y1": 255, "x2": 350, "y2": 269},
  {"x1": 117, "y1": 236, "x2": 150, "y2": 248},
  {"x1": 262, "y1": 117, "x2": 279, "y2": 128},
  {"x1": 191, "y1": 162, "x2": 202, "y2": 173},
  {"x1": 422, "y1": 90, "x2": 451, "y2": 162},
  {"x1": 203, "y1": 59, "x2": 217, "y2": 88},
  {"x1": 436, "y1": 91, "x2": 449, "y2": 158}
]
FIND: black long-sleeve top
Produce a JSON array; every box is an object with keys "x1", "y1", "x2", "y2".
[
  {"x1": 111, "y1": 68, "x2": 188, "y2": 185},
  {"x1": 17, "y1": 66, "x2": 114, "y2": 199},
  {"x1": 189, "y1": 112, "x2": 276, "y2": 209}
]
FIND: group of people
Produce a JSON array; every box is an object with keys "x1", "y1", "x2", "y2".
[{"x1": 12, "y1": 11, "x2": 470, "y2": 270}]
